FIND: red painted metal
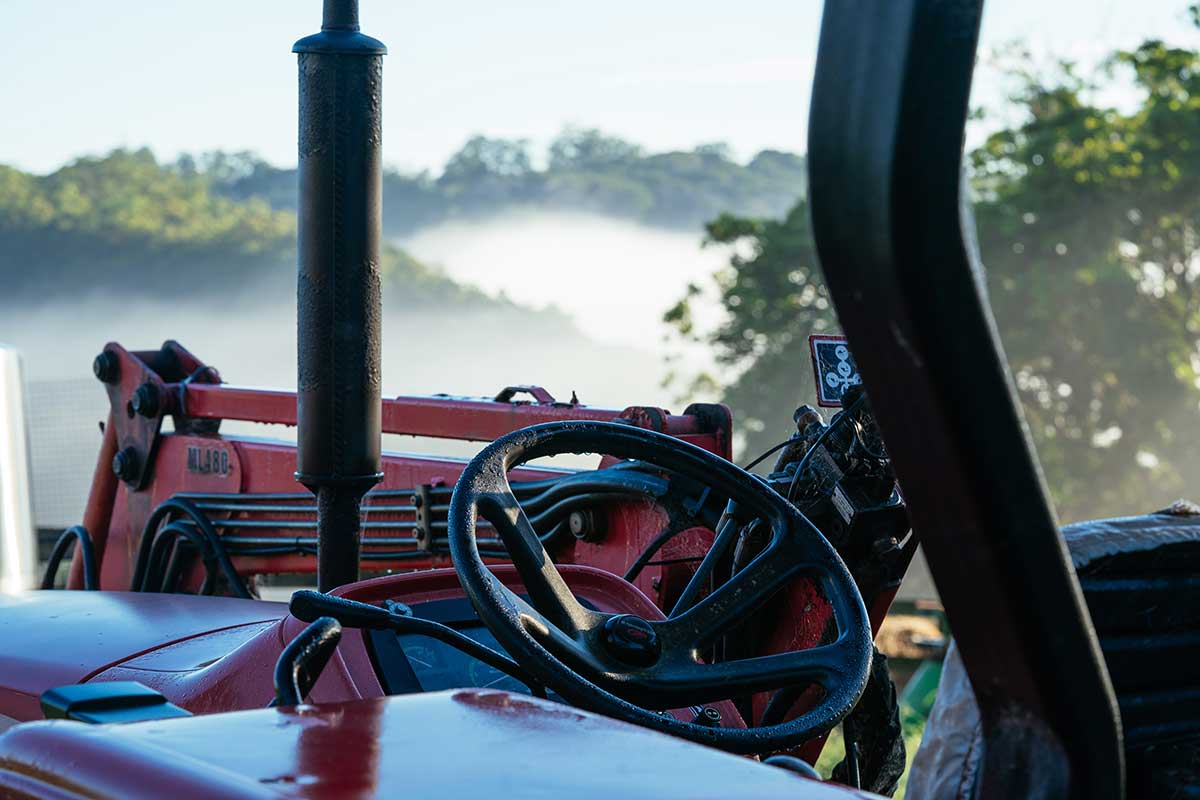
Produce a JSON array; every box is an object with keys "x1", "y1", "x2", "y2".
[
  {"x1": 0, "y1": 591, "x2": 285, "y2": 722},
  {"x1": 0, "y1": 691, "x2": 879, "y2": 799},
  {"x1": 25, "y1": 341, "x2": 908, "y2": 785},
  {"x1": 179, "y1": 382, "x2": 716, "y2": 443},
  {"x1": 66, "y1": 414, "x2": 118, "y2": 588},
  {"x1": 3, "y1": 567, "x2": 737, "y2": 729},
  {"x1": 98, "y1": 342, "x2": 221, "y2": 491},
  {"x1": 87, "y1": 433, "x2": 686, "y2": 590},
  {"x1": 72, "y1": 349, "x2": 732, "y2": 591}
]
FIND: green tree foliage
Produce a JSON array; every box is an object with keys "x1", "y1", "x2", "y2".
[
  {"x1": 436, "y1": 135, "x2": 540, "y2": 215},
  {"x1": 0, "y1": 149, "x2": 490, "y2": 307},
  {"x1": 670, "y1": 38, "x2": 1200, "y2": 521},
  {"x1": 204, "y1": 127, "x2": 806, "y2": 236},
  {"x1": 548, "y1": 127, "x2": 643, "y2": 170},
  {"x1": 663, "y1": 203, "x2": 835, "y2": 441}
]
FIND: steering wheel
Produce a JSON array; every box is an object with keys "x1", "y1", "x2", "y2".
[{"x1": 447, "y1": 420, "x2": 871, "y2": 753}]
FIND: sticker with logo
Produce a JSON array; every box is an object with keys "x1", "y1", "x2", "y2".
[{"x1": 808, "y1": 334, "x2": 862, "y2": 407}]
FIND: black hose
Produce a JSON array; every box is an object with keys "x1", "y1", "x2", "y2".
[
  {"x1": 741, "y1": 436, "x2": 801, "y2": 472},
  {"x1": 515, "y1": 472, "x2": 666, "y2": 515},
  {"x1": 528, "y1": 491, "x2": 642, "y2": 530},
  {"x1": 760, "y1": 685, "x2": 805, "y2": 727},
  {"x1": 623, "y1": 520, "x2": 696, "y2": 582},
  {"x1": 290, "y1": 590, "x2": 547, "y2": 698},
  {"x1": 160, "y1": 539, "x2": 200, "y2": 594},
  {"x1": 458, "y1": 491, "x2": 645, "y2": 557},
  {"x1": 131, "y1": 497, "x2": 251, "y2": 598},
  {"x1": 476, "y1": 520, "x2": 570, "y2": 559},
  {"x1": 669, "y1": 515, "x2": 740, "y2": 616},
  {"x1": 140, "y1": 521, "x2": 218, "y2": 595},
  {"x1": 40, "y1": 526, "x2": 98, "y2": 590}
]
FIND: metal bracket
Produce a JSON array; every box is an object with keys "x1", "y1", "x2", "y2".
[
  {"x1": 413, "y1": 484, "x2": 434, "y2": 553},
  {"x1": 94, "y1": 341, "x2": 219, "y2": 490},
  {"x1": 493, "y1": 385, "x2": 557, "y2": 404}
]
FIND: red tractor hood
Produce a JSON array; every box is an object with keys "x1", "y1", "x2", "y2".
[
  {"x1": 0, "y1": 591, "x2": 285, "y2": 719},
  {"x1": 0, "y1": 690, "x2": 879, "y2": 799}
]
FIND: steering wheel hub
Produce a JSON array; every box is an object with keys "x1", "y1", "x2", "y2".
[{"x1": 602, "y1": 614, "x2": 661, "y2": 667}]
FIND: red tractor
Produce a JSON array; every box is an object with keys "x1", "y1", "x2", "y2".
[{"x1": 0, "y1": 1, "x2": 1196, "y2": 798}]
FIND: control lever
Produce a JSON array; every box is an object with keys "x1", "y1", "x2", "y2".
[
  {"x1": 272, "y1": 616, "x2": 342, "y2": 707},
  {"x1": 289, "y1": 591, "x2": 547, "y2": 698}
]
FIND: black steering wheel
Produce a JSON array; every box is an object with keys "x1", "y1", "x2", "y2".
[{"x1": 447, "y1": 420, "x2": 871, "y2": 753}]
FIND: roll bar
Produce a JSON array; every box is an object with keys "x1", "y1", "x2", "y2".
[{"x1": 806, "y1": 1, "x2": 1124, "y2": 797}]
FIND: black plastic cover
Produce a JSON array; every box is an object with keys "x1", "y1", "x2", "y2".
[{"x1": 40, "y1": 681, "x2": 191, "y2": 724}]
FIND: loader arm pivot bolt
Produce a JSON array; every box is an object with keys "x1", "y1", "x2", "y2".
[
  {"x1": 112, "y1": 447, "x2": 139, "y2": 483},
  {"x1": 131, "y1": 383, "x2": 160, "y2": 418},
  {"x1": 93, "y1": 351, "x2": 120, "y2": 384}
]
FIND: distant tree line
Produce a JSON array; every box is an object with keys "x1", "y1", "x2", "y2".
[
  {"x1": 669, "y1": 33, "x2": 1200, "y2": 522},
  {"x1": 0, "y1": 149, "x2": 510, "y2": 306},
  {"x1": 199, "y1": 127, "x2": 807, "y2": 236},
  {"x1": 0, "y1": 129, "x2": 805, "y2": 304}
]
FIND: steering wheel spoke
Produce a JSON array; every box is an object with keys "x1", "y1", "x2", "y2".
[
  {"x1": 507, "y1": 593, "x2": 610, "y2": 670},
  {"x1": 669, "y1": 514, "x2": 740, "y2": 616},
  {"x1": 478, "y1": 491, "x2": 592, "y2": 635},
  {"x1": 655, "y1": 644, "x2": 852, "y2": 707},
  {"x1": 660, "y1": 536, "x2": 809, "y2": 648}
]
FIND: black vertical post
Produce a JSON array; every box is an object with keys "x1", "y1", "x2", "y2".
[
  {"x1": 807, "y1": 1, "x2": 1123, "y2": 797},
  {"x1": 293, "y1": 1, "x2": 386, "y2": 592}
]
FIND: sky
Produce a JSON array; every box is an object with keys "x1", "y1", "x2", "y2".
[{"x1": 3, "y1": 0, "x2": 1200, "y2": 176}]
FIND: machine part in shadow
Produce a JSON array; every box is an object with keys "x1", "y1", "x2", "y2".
[
  {"x1": 807, "y1": 0, "x2": 1124, "y2": 795},
  {"x1": 41, "y1": 526, "x2": 97, "y2": 591},
  {"x1": 909, "y1": 508, "x2": 1200, "y2": 798},
  {"x1": 832, "y1": 647, "x2": 905, "y2": 797}
]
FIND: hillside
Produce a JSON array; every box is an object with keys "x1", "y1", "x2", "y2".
[
  {"x1": 1, "y1": 131, "x2": 805, "y2": 303},
  {"x1": 0, "y1": 149, "x2": 502, "y2": 307}
]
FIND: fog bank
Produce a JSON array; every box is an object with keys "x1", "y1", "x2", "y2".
[
  {"x1": 3, "y1": 210, "x2": 738, "y2": 526},
  {"x1": 399, "y1": 210, "x2": 729, "y2": 369}
]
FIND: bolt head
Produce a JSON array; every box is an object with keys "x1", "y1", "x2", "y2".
[
  {"x1": 112, "y1": 447, "x2": 140, "y2": 482},
  {"x1": 602, "y1": 614, "x2": 660, "y2": 667},
  {"x1": 131, "y1": 383, "x2": 160, "y2": 418},
  {"x1": 93, "y1": 351, "x2": 120, "y2": 384},
  {"x1": 568, "y1": 510, "x2": 604, "y2": 543}
]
